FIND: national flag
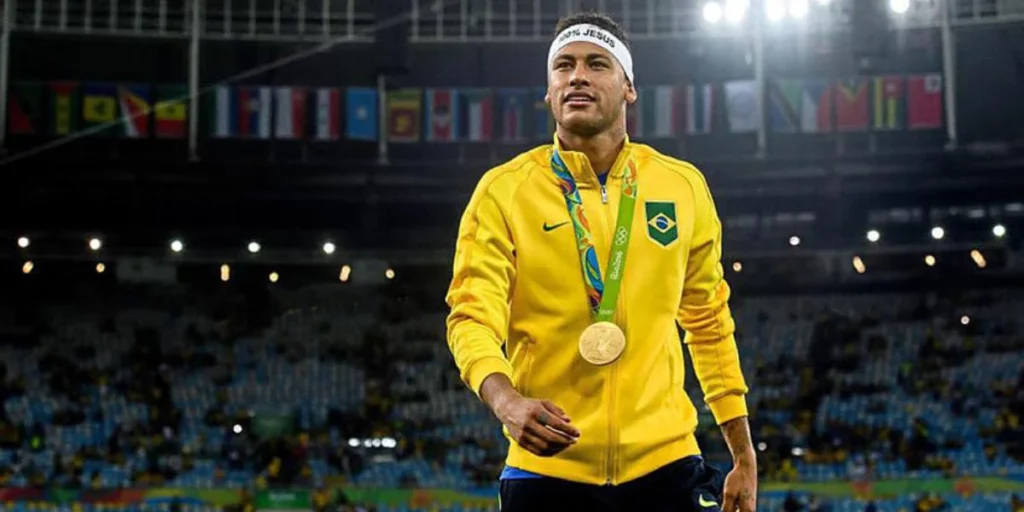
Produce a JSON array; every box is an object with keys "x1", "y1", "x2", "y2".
[
  {"x1": 82, "y1": 82, "x2": 119, "y2": 136},
  {"x1": 800, "y1": 79, "x2": 833, "y2": 133},
  {"x1": 767, "y1": 79, "x2": 803, "y2": 133},
  {"x1": 425, "y1": 88, "x2": 458, "y2": 142},
  {"x1": 153, "y1": 85, "x2": 187, "y2": 139},
  {"x1": 497, "y1": 89, "x2": 527, "y2": 143},
  {"x1": 387, "y1": 88, "x2": 421, "y2": 143},
  {"x1": 907, "y1": 73, "x2": 943, "y2": 129},
  {"x1": 533, "y1": 88, "x2": 554, "y2": 140},
  {"x1": 8, "y1": 82, "x2": 43, "y2": 135},
  {"x1": 640, "y1": 86, "x2": 681, "y2": 138},
  {"x1": 724, "y1": 80, "x2": 759, "y2": 133},
  {"x1": 237, "y1": 86, "x2": 272, "y2": 139},
  {"x1": 345, "y1": 87, "x2": 377, "y2": 141},
  {"x1": 49, "y1": 81, "x2": 79, "y2": 136},
  {"x1": 273, "y1": 86, "x2": 307, "y2": 140},
  {"x1": 872, "y1": 75, "x2": 904, "y2": 131},
  {"x1": 458, "y1": 89, "x2": 493, "y2": 142},
  {"x1": 834, "y1": 78, "x2": 869, "y2": 131},
  {"x1": 209, "y1": 86, "x2": 236, "y2": 138},
  {"x1": 117, "y1": 84, "x2": 152, "y2": 138},
  {"x1": 312, "y1": 87, "x2": 341, "y2": 141},
  {"x1": 685, "y1": 84, "x2": 713, "y2": 135}
]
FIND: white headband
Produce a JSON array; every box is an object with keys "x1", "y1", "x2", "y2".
[{"x1": 547, "y1": 23, "x2": 634, "y2": 85}]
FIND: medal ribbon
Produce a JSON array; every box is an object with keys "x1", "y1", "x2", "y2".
[{"x1": 551, "y1": 150, "x2": 638, "y2": 322}]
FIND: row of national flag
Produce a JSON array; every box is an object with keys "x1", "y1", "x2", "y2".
[{"x1": 6, "y1": 74, "x2": 943, "y2": 142}]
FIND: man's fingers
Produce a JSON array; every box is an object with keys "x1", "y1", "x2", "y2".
[
  {"x1": 526, "y1": 419, "x2": 575, "y2": 446},
  {"x1": 540, "y1": 400, "x2": 570, "y2": 421},
  {"x1": 519, "y1": 431, "x2": 551, "y2": 456},
  {"x1": 535, "y1": 407, "x2": 581, "y2": 439}
]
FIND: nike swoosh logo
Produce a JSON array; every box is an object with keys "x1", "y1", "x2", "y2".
[
  {"x1": 542, "y1": 221, "x2": 569, "y2": 232},
  {"x1": 699, "y1": 496, "x2": 719, "y2": 508}
]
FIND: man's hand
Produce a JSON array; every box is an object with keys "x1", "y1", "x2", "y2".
[
  {"x1": 720, "y1": 416, "x2": 757, "y2": 512},
  {"x1": 479, "y1": 374, "x2": 580, "y2": 457}
]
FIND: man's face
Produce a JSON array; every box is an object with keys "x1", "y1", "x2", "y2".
[{"x1": 546, "y1": 41, "x2": 636, "y2": 137}]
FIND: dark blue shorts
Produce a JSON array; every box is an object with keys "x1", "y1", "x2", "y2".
[{"x1": 498, "y1": 456, "x2": 725, "y2": 512}]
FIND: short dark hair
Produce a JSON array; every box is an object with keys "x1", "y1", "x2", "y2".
[{"x1": 553, "y1": 11, "x2": 631, "y2": 51}]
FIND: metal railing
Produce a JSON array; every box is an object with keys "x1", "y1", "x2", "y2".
[{"x1": 2, "y1": 0, "x2": 1023, "y2": 42}]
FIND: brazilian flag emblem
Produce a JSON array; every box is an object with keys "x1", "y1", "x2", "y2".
[{"x1": 645, "y1": 201, "x2": 678, "y2": 247}]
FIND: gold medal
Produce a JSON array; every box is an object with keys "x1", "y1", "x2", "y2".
[{"x1": 578, "y1": 321, "x2": 626, "y2": 365}]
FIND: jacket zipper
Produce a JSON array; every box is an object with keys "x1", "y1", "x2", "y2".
[{"x1": 599, "y1": 177, "x2": 617, "y2": 485}]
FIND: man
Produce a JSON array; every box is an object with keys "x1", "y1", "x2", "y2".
[{"x1": 445, "y1": 11, "x2": 757, "y2": 512}]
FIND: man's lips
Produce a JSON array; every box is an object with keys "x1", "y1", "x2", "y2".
[{"x1": 563, "y1": 92, "x2": 595, "y2": 105}]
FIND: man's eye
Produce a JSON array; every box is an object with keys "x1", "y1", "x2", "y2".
[
  {"x1": 591, "y1": 61, "x2": 608, "y2": 69},
  {"x1": 556, "y1": 61, "x2": 572, "y2": 69}
]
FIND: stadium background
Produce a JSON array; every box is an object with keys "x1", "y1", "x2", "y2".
[{"x1": 0, "y1": 0, "x2": 1022, "y2": 511}]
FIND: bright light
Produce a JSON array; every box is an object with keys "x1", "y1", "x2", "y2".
[
  {"x1": 960, "y1": 315, "x2": 970, "y2": 326},
  {"x1": 22, "y1": 261, "x2": 33, "y2": 274},
  {"x1": 88, "y1": 238, "x2": 102, "y2": 251},
  {"x1": 789, "y1": 0, "x2": 809, "y2": 19},
  {"x1": 170, "y1": 239, "x2": 184, "y2": 253},
  {"x1": 889, "y1": 0, "x2": 910, "y2": 14},
  {"x1": 322, "y1": 241, "x2": 336, "y2": 255},
  {"x1": 791, "y1": 447, "x2": 805, "y2": 457},
  {"x1": 220, "y1": 264, "x2": 231, "y2": 282},
  {"x1": 866, "y1": 229, "x2": 880, "y2": 243},
  {"x1": 269, "y1": 272, "x2": 279, "y2": 283},
  {"x1": 757, "y1": 442, "x2": 768, "y2": 452},
  {"x1": 852, "y1": 256, "x2": 866, "y2": 274},
  {"x1": 247, "y1": 241, "x2": 261, "y2": 253},
  {"x1": 765, "y1": 0, "x2": 786, "y2": 21},
  {"x1": 385, "y1": 268, "x2": 395, "y2": 280},
  {"x1": 732, "y1": 261, "x2": 743, "y2": 273},
  {"x1": 339, "y1": 264, "x2": 352, "y2": 282},
  {"x1": 789, "y1": 236, "x2": 801, "y2": 247},
  {"x1": 970, "y1": 249, "x2": 987, "y2": 269},
  {"x1": 925, "y1": 254, "x2": 936, "y2": 267},
  {"x1": 381, "y1": 437, "x2": 397, "y2": 449},
  {"x1": 725, "y1": 0, "x2": 748, "y2": 23},
  {"x1": 233, "y1": 424, "x2": 243, "y2": 434},
  {"x1": 95, "y1": 263, "x2": 106, "y2": 274},
  {"x1": 17, "y1": 237, "x2": 29, "y2": 249},
  {"x1": 703, "y1": 1, "x2": 723, "y2": 23},
  {"x1": 992, "y1": 224, "x2": 1006, "y2": 238},
  {"x1": 348, "y1": 438, "x2": 360, "y2": 447},
  {"x1": 930, "y1": 226, "x2": 945, "y2": 240}
]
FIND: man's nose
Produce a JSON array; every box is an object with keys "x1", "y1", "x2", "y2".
[{"x1": 569, "y1": 63, "x2": 591, "y2": 87}]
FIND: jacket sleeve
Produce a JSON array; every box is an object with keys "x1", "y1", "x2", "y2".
[
  {"x1": 677, "y1": 172, "x2": 750, "y2": 425},
  {"x1": 445, "y1": 178, "x2": 516, "y2": 398}
]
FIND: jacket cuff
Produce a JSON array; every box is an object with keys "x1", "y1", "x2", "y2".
[
  {"x1": 466, "y1": 356, "x2": 514, "y2": 397},
  {"x1": 708, "y1": 393, "x2": 748, "y2": 425}
]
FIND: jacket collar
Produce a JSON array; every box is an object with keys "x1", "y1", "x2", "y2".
[{"x1": 549, "y1": 133, "x2": 633, "y2": 184}]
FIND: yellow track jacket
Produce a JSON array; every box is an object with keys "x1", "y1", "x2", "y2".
[{"x1": 445, "y1": 136, "x2": 749, "y2": 486}]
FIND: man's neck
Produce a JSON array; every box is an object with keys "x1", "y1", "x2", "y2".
[{"x1": 556, "y1": 127, "x2": 626, "y2": 178}]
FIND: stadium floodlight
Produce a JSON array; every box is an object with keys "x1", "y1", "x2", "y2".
[
  {"x1": 348, "y1": 438, "x2": 359, "y2": 447},
  {"x1": 17, "y1": 236, "x2": 29, "y2": 248},
  {"x1": 930, "y1": 226, "x2": 945, "y2": 240},
  {"x1": 233, "y1": 424, "x2": 243, "y2": 434},
  {"x1": 725, "y1": 0, "x2": 748, "y2": 23},
  {"x1": 992, "y1": 224, "x2": 1006, "y2": 238},
  {"x1": 703, "y1": 1, "x2": 723, "y2": 24},
  {"x1": 385, "y1": 268, "x2": 396, "y2": 280},
  {"x1": 924, "y1": 254, "x2": 936, "y2": 267},
  {"x1": 789, "y1": 0, "x2": 809, "y2": 19},
  {"x1": 866, "y1": 229, "x2": 881, "y2": 243},
  {"x1": 732, "y1": 261, "x2": 743, "y2": 272},
  {"x1": 88, "y1": 238, "x2": 102, "y2": 251},
  {"x1": 765, "y1": 0, "x2": 786, "y2": 21},
  {"x1": 220, "y1": 264, "x2": 230, "y2": 282},
  {"x1": 789, "y1": 235, "x2": 801, "y2": 247},
  {"x1": 269, "y1": 272, "x2": 279, "y2": 283},
  {"x1": 889, "y1": 0, "x2": 910, "y2": 14},
  {"x1": 22, "y1": 261, "x2": 33, "y2": 274},
  {"x1": 322, "y1": 241, "x2": 336, "y2": 255},
  {"x1": 96, "y1": 263, "x2": 106, "y2": 274},
  {"x1": 960, "y1": 315, "x2": 970, "y2": 326},
  {"x1": 247, "y1": 241, "x2": 261, "y2": 253},
  {"x1": 852, "y1": 256, "x2": 866, "y2": 274},
  {"x1": 170, "y1": 239, "x2": 184, "y2": 253}
]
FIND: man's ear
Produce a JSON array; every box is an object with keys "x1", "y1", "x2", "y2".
[{"x1": 624, "y1": 81, "x2": 637, "y2": 105}]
